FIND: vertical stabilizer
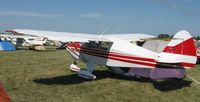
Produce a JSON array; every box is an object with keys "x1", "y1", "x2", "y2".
[{"x1": 156, "y1": 30, "x2": 197, "y2": 68}]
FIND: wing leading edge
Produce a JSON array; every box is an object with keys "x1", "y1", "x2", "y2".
[{"x1": 6, "y1": 29, "x2": 156, "y2": 42}]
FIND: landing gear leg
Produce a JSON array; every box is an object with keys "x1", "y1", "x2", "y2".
[{"x1": 78, "y1": 62, "x2": 97, "y2": 79}]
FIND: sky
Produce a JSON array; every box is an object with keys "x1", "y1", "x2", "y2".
[{"x1": 0, "y1": 0, "x2": 200, "y2": 35}]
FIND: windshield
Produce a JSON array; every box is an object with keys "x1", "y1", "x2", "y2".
[{"x1": 84, "y1": 41, "x2": 113, "y2": 51}]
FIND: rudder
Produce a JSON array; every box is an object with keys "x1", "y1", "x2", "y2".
[{"x1": 156, "y1": 30, "x2": 197, "y2": 68}]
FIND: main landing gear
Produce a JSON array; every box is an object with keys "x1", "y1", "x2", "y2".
[{"x1": 69, "y1": 60, "x2": 97, "y2": 79}]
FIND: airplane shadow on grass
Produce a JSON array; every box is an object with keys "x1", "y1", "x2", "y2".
[{"x1": 33, "y1": 70, "x2": 192, "y2": 91}]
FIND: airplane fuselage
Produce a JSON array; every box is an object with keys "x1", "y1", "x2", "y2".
[{"x1": 66, "y1": 38, "x2": 159, "y2": 69}]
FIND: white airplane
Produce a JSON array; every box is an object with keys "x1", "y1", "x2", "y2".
[{"x1": 6, "y1": 29, "x2": 197, "y2": 80}]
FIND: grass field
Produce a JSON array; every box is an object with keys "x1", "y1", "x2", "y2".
[{"x1": 1, "y1": 50, "x2": 200, "y2": 102}]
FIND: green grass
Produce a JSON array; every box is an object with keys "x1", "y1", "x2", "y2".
[{"x1": 1, "y1": 50, "x2": 200, "y2": 102}]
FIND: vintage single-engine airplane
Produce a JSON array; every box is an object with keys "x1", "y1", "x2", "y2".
[{"x1": 7, "y1": 29, "x2": 197, "y2": 80}]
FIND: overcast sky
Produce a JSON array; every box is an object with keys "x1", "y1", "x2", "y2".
[{"x1": 0, "y1": 0, "x2": 200, "y2": 35}]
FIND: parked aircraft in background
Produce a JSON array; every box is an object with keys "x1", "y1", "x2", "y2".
[
  {"x1": 0, "y1": 34, "x2": 47, "y2": 48},
  {"x1": 6, "y1": 29, "x2": 197, "y2": 80}
]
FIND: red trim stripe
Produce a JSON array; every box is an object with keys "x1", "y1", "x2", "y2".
[
  {"x1": 81, "y1": 49, "x2": 156, "y2": 67},
  {"x1": 81, "y1": 48, "x2": 155, "y2": 62},
  {"x1": 108, "y1": 56, "x2": 156, "y2": 67}
]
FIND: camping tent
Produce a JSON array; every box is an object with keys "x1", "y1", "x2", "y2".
[{"x1": 0, "y1": 39, "x2": 16, "y2": 51}]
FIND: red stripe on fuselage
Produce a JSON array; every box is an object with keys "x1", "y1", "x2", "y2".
[
  {"x1": 81, "y1": 50, "x2": 156, "y2": 67},
  {"x1": 80, "y1": 48, "x2": 156, "y2": 67},
  {"x1": 81, "y1": 47, "x2": 155, "y2": 62}
]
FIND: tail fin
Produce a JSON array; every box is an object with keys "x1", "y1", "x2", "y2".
[
  {"x1": 163, "y1": 30, "x2": 196, "y2": 56},
  {"x1": 157, "y1": 30, "x2": 197, "y2": 68}
]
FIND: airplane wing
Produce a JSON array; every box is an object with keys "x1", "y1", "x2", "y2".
[{"x1": 6, "y1": 29, "x2": 155, "y2": 42}]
